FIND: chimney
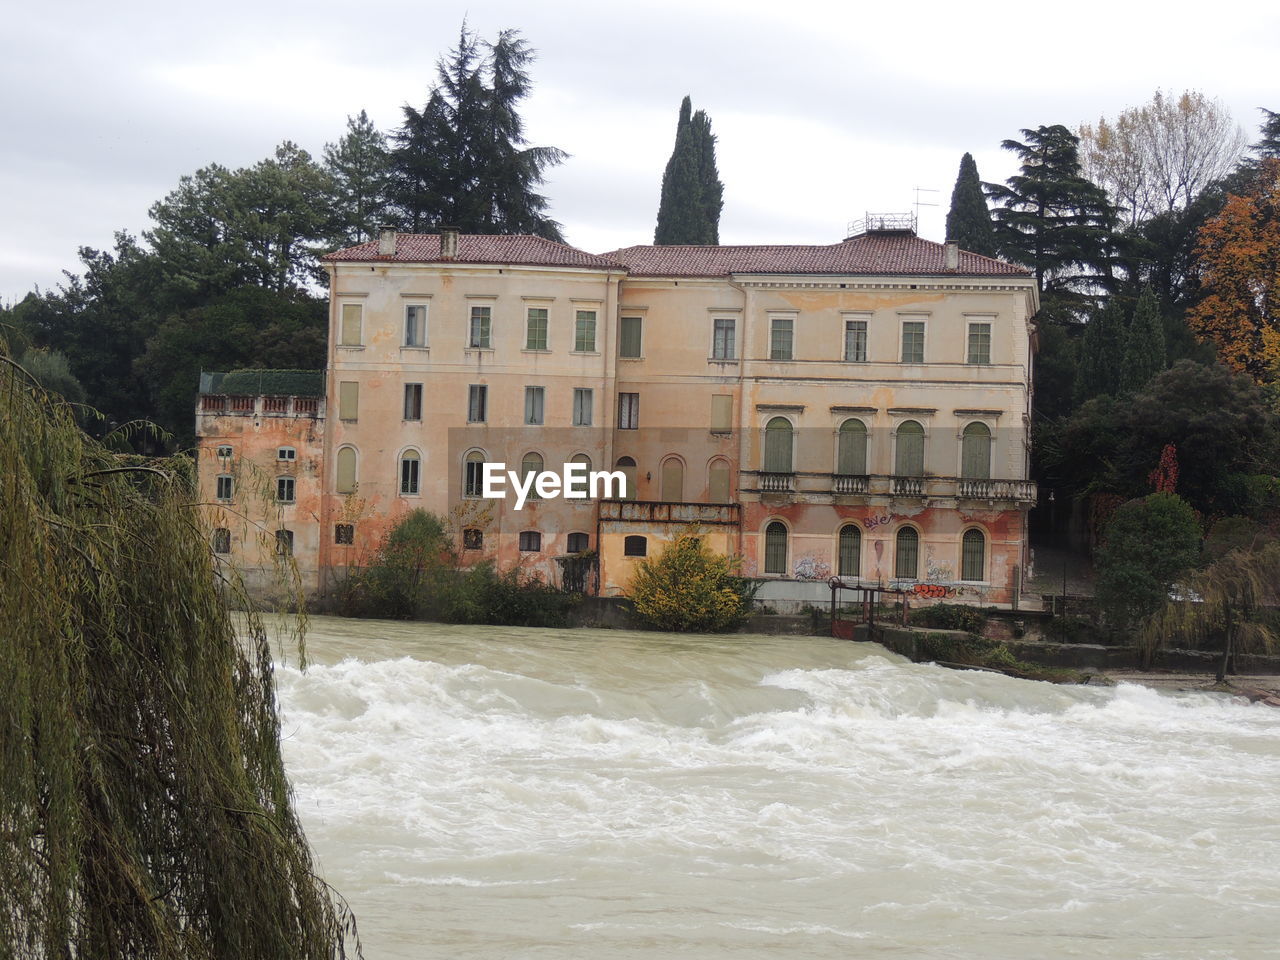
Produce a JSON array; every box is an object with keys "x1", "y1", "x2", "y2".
[
  {"x1": 378, "y1": 226, "x2": 397, "y2": 257},
  {"x1": 944, "y1": 240, "x2": 959, "y2": 271},
  {"x1": 440, "y1": 226, "x2": 459, "y2": 260}
]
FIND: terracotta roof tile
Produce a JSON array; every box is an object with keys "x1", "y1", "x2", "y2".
[
  {"x1": 606, "y1": 234, "x2": 1030, "y2": 278},
  {"x1": 322, "y1": 233, "x2": 621, "y2": 269}
]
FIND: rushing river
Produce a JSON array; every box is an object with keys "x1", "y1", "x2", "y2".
[{"x1": 275, "y1": 617, "x2": 1280, "y2": 959}]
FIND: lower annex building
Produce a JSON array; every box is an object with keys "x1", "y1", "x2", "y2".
[{"x1": 196, "y1": 219, "x2": 1039, "y2": 610}]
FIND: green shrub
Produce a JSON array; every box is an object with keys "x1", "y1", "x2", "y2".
[
  {"x1": 909, "y1": 602, "x2": 987, "y2": 633},
  {"x1": 342, "y1": 509, "x2": 579, "y2": 627},
  {"x1": 629, "y1": 529, "x2": 757, "y2": 632}
]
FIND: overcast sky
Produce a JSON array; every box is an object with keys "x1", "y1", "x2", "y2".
[{"x1": 3, "y1": 0, "x2": 1276, "y2": 299}]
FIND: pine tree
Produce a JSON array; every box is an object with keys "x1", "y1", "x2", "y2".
[
  {"x1": 1120, "y1": 286, "x2": 1167, "y2": 392},
  {"x1": 984, "y1": 125, "x2": 1118, "y2": 316},
  {"x1": 323, "y1": 110, "x2": 393, "y2": 246},
  {"x1": 389, "y1": 25, "x2": 565, "y2": 239},
  {"x1": 1074, "y1": 299, "x2": 1126, "y2": 402},
  {"x1": 1253, "y1": 107, "x2": 1280, "y2": 159},
  {"x1": 945, "y1": 152, "x2": 997, "y2": 256},
  {"x1": 654, "y1": 96, "x2": 723, "y2": 244}
]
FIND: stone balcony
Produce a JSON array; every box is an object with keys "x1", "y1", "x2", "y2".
[
  {"x1": 197, "y1": 394, "x2": 324, "y2": 421},
  {"x1": 740, "y1": 471, "x2": 1036, "y2": 505}
]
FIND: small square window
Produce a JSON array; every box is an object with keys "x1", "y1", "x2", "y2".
[
  {"x1": 276, "y1": 477, "x2": 296, "y2": 503},
  {"x1": 519, "y1": 531, "x2": 542, "y2": 552},
  {"x1": 623, "y1": 535, "x2": 647, "y2": 557},
  {"x1": 216, "y1": 445, "x2": 233, "y2": 460},
  {"x1": 567, "y1": 532, "x2": 590, "y2": 553},
  {"x1": 463, "y1": 528, "x2": 484, "y2": 550},
  {"x1": 277, "y1": 446, "x2": 296, "y2": 461},
  {"x1": 335, "y1": 523, "x2": 355, "y2": 545}
]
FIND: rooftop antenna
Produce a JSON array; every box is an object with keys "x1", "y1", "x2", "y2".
[{"x1": 912, "y1": 186, "x2": 940, "y2": 222}]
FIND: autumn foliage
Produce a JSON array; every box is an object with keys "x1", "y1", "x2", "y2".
[{"x1": 1187, "y1": 158, "x2": 1280, "y2": 381}]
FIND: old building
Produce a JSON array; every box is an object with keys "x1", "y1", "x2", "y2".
[{"x1": 198, "y1": 219, "x2": 1039, "y2": 609}]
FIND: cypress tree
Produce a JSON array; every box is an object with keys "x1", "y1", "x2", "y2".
[
  {"x1": 1075, "y1": 299, "x2": 1126, "y2": 402},
  {"x1": 945, "y1": 152, "x2": 997, "y2": 256},
  {"x1": 1120, "y1": 287, "x2": 1167, "y2": 392},
  {"x1": 655, "y1": 97, "x2": 722, "y2": 244}
]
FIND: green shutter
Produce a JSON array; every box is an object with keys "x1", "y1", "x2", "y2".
[
  {"x1": 764, "y1": 417, "x2": 793, "y2": 473},
  {"x1": 837, "y1": 419, "x2": 867, "y2": 475},
  {"x1": 961, "y1": 423, "x2": 991, "y2": 479}
]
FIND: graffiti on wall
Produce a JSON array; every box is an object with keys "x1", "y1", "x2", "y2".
[{"x1": 794, "y1": 555, "x2": 831, "y2": 581}]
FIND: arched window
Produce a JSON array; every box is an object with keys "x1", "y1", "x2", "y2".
[
  {"x1": 961, "y1": 422, "x2": 992, "y2": 480},
  {"x1": 660, "y1": 456, "x2": 684, "y2": 501},
  {"x1": 400, "y1": 449, "x2": 421, "y2": 495},
  {"x1": 837, "y1": 418, "x2": 868, "y2": 475},
  {"x1": 708, "y1": 458, "x2": 731, "y2": 503},
  {"x1": 895, "y1": 420, "x2": 925, "y2": 477},
  {"x1": 962, "y1": 529, "x2": 986, "y2": 581},
  {"x1": 764, "y1": 521, "x2": 788, "y2": 575},
  {"x1": 895, "y1": 527, "x2": 919, "y2": 579},
  {"x1": 336, "y1": 446, "x2": 357, "y2": 494},
  {"x1": 838, "y1": 524, "x2": 861, "y2": 577},
  {"x1": 616, "y1": 456, "x2": 637, "y2": 500},
  {"x1": 567, "y1": 532, "x2": 590, "y2": 553},
  {"x1": 464, "y1": 450, "x2": 485, "y2": 498},
  {"x1": 764, "y1": 417, "x2": 793, "y2": 473},
  {"x1": 624, "y1": 535, "x2": 647, "y2": 557},
  {"x1": 521, "y1": 452, "x2": 543, "y2": 500},
  {"x1": 569, "y1": 453, "x2": 592, "y2": 498}
]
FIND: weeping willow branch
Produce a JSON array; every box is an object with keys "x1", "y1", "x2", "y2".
[
  {"x1": 1140, "y1": 542, "x2": 1280, "y2": 678},
  {"x1": 0, "y1": 350, "x2": 360, "y2": 959}
]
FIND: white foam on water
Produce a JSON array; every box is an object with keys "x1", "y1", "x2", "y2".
[{"x1": 276, "y1": 619, "x2": 1280, "y2": 959}]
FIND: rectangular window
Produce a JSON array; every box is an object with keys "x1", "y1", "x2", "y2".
[
  {"x1": 275, "y1": 529, "x2": 293, "y2": 557},
  {"x1": 901, "y1": 321, "x2": 925, "y2": 363},
  {"x1": 335, "y1": 523, "x2": 354, "y2": 545},
  {"x1": 713, "y1": 317, "x2": 736, "y2": 360},
  {"x1": 404, "y1": 383, "x2": 423, "y2": 421},
  {"x1": 618, "y1": 392, "x2": 639, "y2": 430},
  {"x1": 770, "y1": 317, "x2": 794, "y2": 360},
  {"x1": 844, "y1": 319, "x2": 868, "y2": 362},
  {"x1": 340, "y1": 303, "x2": 362, "y2": 346},
  {"x1": 277, "y1": 447, "x2": 296, "y2": 462},
  {"x1": 215, "y1": 475, "x2": 234, "y2": 501},
  {"x1": 573, "y1": 388, "x2": 593, "y2": 426},
  {"x1": 526, "y1": 307, "x2": 548, "y2": 350},
  {"x1": 215, "y1": 445, "x2": 233, "y2": 460},
  {"x1": 519, "y1": 531, "x2": 542, "y2": 552},
  {"x1": 469, "y1": 305, "x2": 492, "y2": 348},
  {"x1": 619, "y1": 316, "x2": 642, "y2": 358},
  {"x1": 338, "y1": 381, "x2": 359, "y2": 421},
  {"x1": 468, "y1": 384, "x2": 487, "y2": 423},
  {"x1": 711, "y1": 395, "x2": 733, "y2": 434},
  {"x1": 463, "y1": 528, "x2": 483, "y2": 550},
  {"x1": 525, "y1": 386, "x2": 545, "y2": 425},
  {"x1": 405, "y1": 304, "x2": 427, "y2": 346},
  {"x1": 465, "y1": 458, "x2": 484, "y2": 498},
  {"x1": 212, "y1": 527, "x2": 231, "y2": 554},
  {"x1": 574, "y1": 310, "x2": 597, "y2": 352},
  {"x1": 967, "y1": 322, "x2": 992, "y2": 365},
  {"x1": 276, "y1": 476, "x2": 295, "y2": 503},
  {"x1": 400, "y1": 457, "x2": 420, "y2": 495}
]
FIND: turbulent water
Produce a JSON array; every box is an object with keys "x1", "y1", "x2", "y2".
[{"x1": 275, "y1": 618, "x2": 1280, "y2": 959}]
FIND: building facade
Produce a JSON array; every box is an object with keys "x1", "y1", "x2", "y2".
[{"x1": 197, "y1": 223, "x2": 1039, "y2": 609}]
